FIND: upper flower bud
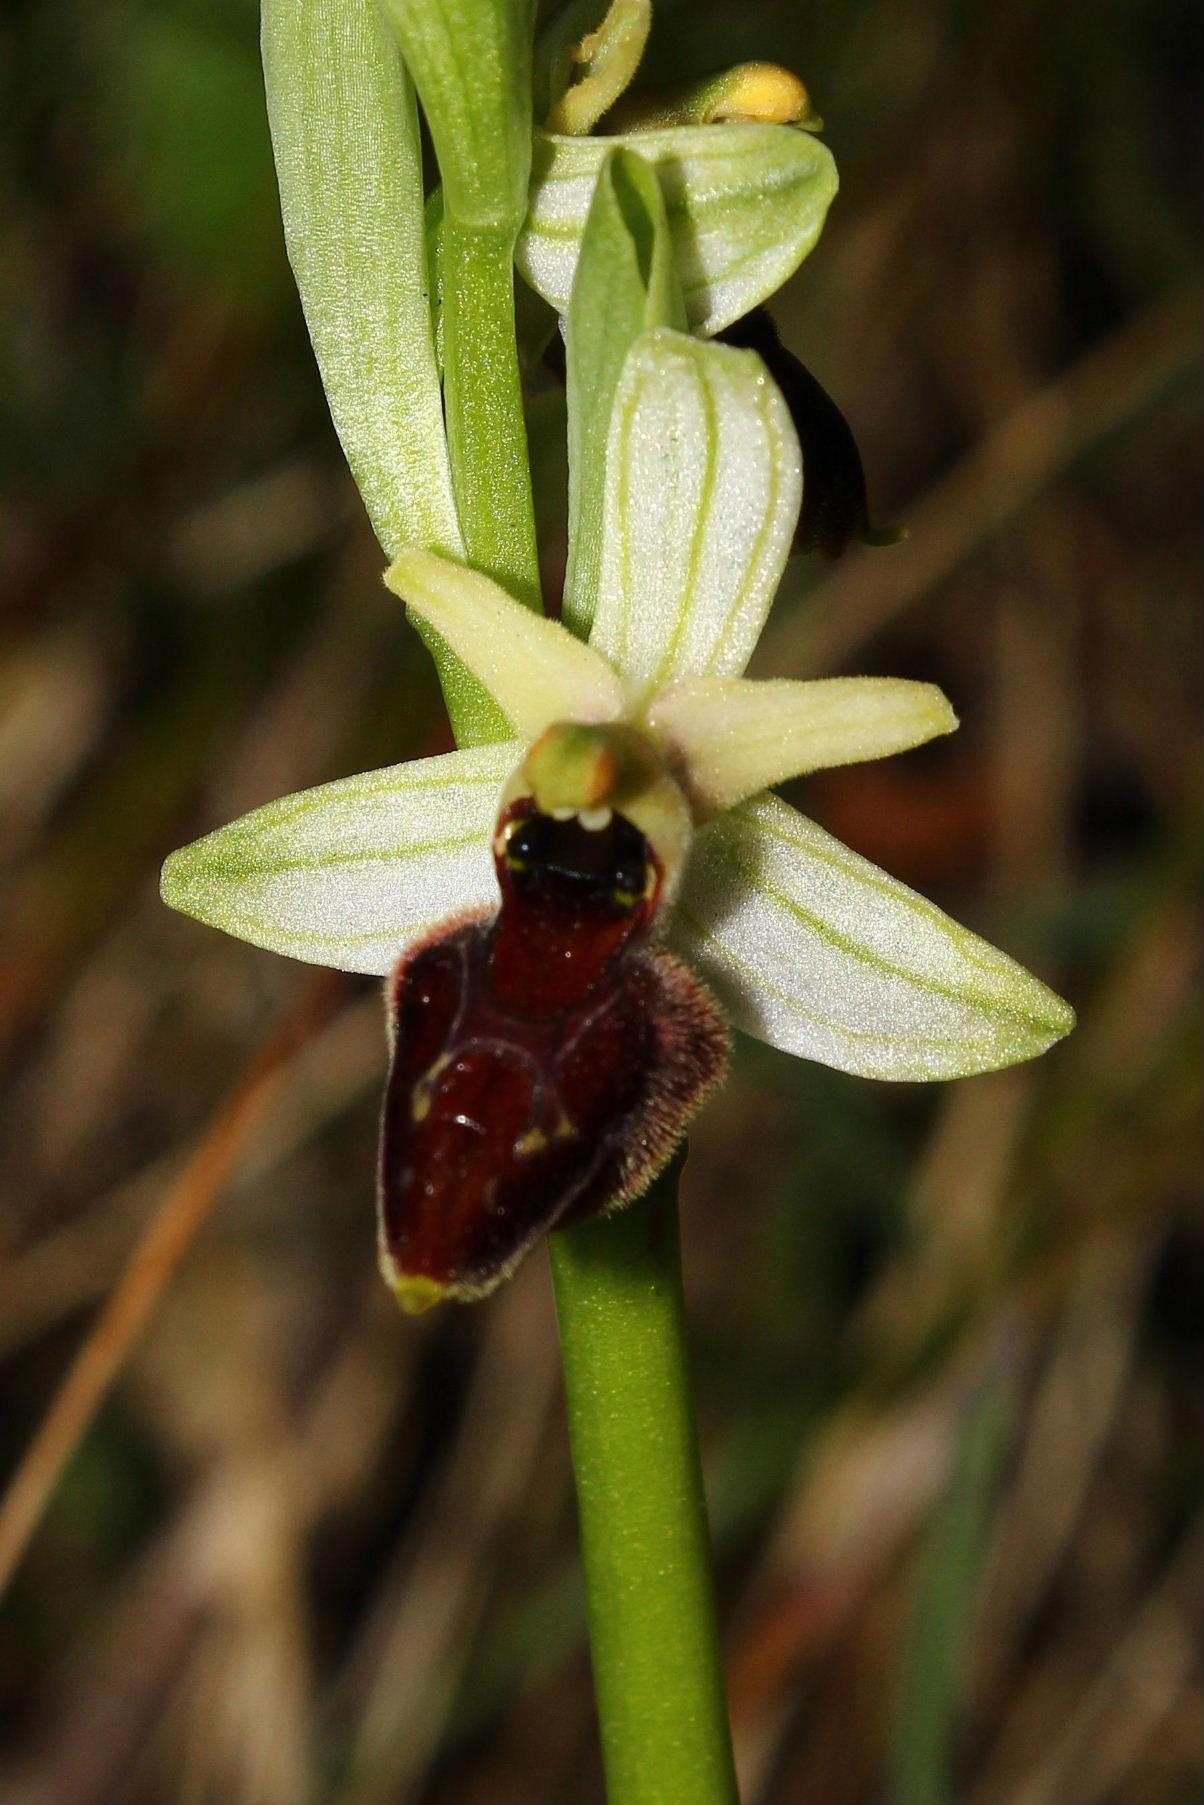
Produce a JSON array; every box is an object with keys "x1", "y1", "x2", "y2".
[{"x1": 608, "y1": 61, "x2": 821, "y2": 133}]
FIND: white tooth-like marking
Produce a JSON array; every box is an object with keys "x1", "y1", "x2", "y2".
[
  {"x1": 579, "y1": 807, "x2": 613, "y2": 832},
  {"x1": 551, "y1": 806, "x2": 576, "y2": 822}
]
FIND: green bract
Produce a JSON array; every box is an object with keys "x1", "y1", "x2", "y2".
[
  {"x1": 163, "y1": 318, "x2": 1073, "y2": 1082},
  {"x1": 261, "y1": 0, "x2": 458, "y2": 560},
  {"x1": 377, "y1": 0, "x2": 537, "y2": 231},
  {"x1": 262, "y1": 0, "x2": 515, "y2": 745}
]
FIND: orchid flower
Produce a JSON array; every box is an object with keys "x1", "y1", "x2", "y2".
[{"x1": 162, "y1": 325, "x2": 1073, "y2": 1306}]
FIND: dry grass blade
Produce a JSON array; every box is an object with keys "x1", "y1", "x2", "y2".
[
  {"x1": 337, "y1": 1261, "x2": 560, "y2": 1804},
  {"x1": 981, "y1": 1514, "x2": 1204, "y2": 1805},
  {"x1": 0, "y1": 990, "x2": 384, "y2": 1363},
  {"x1": 756, "y1": 283, "x2": 1202, "y2": 677},
  {"x1": 0, "y1": 970, "x2": 342, "y2": 1602}
]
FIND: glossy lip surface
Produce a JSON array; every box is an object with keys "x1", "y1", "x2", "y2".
[{"x1": 378, "y1": 801, "x2": 729, "y2": 1306}]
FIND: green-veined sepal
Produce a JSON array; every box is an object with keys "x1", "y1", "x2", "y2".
[
  {"x1": 589, "y1": 329, "x2": 801, "y2": 703},
  {"x1": 161, "y1": 744, "x2": 518, "y2": 975},
  {"x1": 672, "y1": 793, "x2": 1075, "y2": 1080}
]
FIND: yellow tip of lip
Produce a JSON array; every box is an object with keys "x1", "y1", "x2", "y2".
[{"x1": 393, "y1": 1275, "x2": 447, "y2": 1316}]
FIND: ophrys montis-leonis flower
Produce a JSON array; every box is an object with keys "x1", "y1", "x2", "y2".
[{"x1": 162, "y1": 328, "x2": 1073, "y2": 1308}]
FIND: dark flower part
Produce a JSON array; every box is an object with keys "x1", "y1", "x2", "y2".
[
  {"x1": 718, "y1": 307, "x2": 904, "y2": 559},
  {"x1": 377, "y1": 800, "x2": 729, "y2": 1309}
]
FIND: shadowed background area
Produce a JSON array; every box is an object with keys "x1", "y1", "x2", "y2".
[{"x1": 0, "y1": 0, "x2": 1200, "y2": 1799}]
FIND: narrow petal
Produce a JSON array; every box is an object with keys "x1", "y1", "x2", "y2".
[
  {"x1": 518, "y1": 123, "x2": 838, "y2": 336},
  {"x1": 589, "y1": 329, "x2": 801, "y2": 702},
  {"x1": 161, "y1": 743, "x2": 520, "y2": 975},
  {"x1": 543, "y1": 0, "x2": 651, "y2": 136},
  {"x1": 670, "y1": 793, "x2": 1075, "y2": 1080},
  {"x1": 385, "y1": 548, "x2": 625, "y2": 738},
  {"x1": 648, "y1": 676, "x2": 958, "y2": 814}
]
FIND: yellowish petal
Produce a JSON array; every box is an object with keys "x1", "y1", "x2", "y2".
[
  {"x1": 385, "y1": 547, "x2": 624, "y2": 740},
  {"x1": 648, "y1": 675, "x2": 958, "y2": 813},
  {"x1": 544, "y1": 0, "x2": 651, "y2": 135}
]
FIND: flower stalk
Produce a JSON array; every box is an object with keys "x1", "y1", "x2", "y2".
[{"x1": 551, "y1": 1163, "x2": 739, "y2": 1805}]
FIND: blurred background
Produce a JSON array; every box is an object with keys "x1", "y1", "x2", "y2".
[{"x1": 0, "y1": 0, "x2": 1200, "y2": 1798}]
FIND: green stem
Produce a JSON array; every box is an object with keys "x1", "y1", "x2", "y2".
[
  {"x1": 441, "y1": 213, "x2": 542, "y2": 611},
  {"x1": 549, "y1": 1163, "x2": 739, "y2": 1805}
]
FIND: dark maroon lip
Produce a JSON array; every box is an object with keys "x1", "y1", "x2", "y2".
[{"x1": 377, "y1": 805, "x2": 728, "y2": 1304}]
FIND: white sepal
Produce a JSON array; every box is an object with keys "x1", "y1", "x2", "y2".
[
  {"x1": 160, "y1": 743, "x2": 519, "y2": 975},
  {"x1": 671, "y1": 793, "x2": 1075, "y2": 1080},
  {"x1": 385, "y1": 548, "x2": 625, "y2": 739},
  {"x1": 518, "y1": 123, "x2": 837, "y2": 336},
  {"x1": 648, "y1": 676, "x2": 958, "y2": 814},
  {"x1": 590, "y1": 330, "x2": 801, "y2": 704}
]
